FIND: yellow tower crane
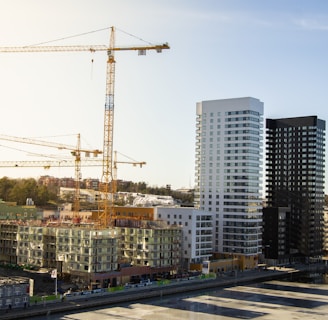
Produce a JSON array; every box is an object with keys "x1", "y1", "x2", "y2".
[
  {"x1": 0, "y1": 26, "x2": 169, "y2": 227},
  {"x1": 0, "y1": 133, "x2": 102, "y2": 222}
]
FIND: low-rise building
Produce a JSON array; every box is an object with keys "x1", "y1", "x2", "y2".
[
  {"x1": 0, "y1": 276, "x2": 31, "y2": 310},
  {"x1": 0, "y1": 200, "x2": 38, "y2": 220}
]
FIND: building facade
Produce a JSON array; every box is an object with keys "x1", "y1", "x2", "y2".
[
  {"x1": 262, "y1": 206, "x2": 290, "y2": 264},
  {"x1": 116, "y1": 219, "x2": 182, "y2": 269},
  {"x1": 0, "y1": 276, "x2": 31, "y2": 310},
  {"x1": 154, "y1": 207, "x2": 213, "y2": 268},
  {"x1": 195, "y1": 97, "x2": 264, "y2": 257},
  {"x1": 324, "y1": 207, "x2": 328, "y2": 258},
  {"x1": 265, "y1": 116, "x2": 326, "y2": 259}
]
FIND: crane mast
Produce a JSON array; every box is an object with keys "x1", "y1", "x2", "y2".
[
  {"x1": 0, "y1": 26, "x2": 170, "y2": 227},
  {"x1": 100, "y1": 27, "x2": 116, "y2": 227},
  {"x1": 74, "y1": 133, "x2": 81, "y2": 219}
]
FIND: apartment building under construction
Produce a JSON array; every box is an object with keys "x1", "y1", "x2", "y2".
[{"x1": 0, "y1": 209, "x2": 182, "y2": 288}]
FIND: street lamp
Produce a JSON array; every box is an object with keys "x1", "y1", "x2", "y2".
[{"x1": 231, "y1": 248, "x2": 235, "y2": 274}]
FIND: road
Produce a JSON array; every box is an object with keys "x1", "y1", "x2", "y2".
[{"x1": 0, "y1": 264, "x2": 325, "y2": 319}]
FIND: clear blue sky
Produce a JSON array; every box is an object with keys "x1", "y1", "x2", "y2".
[{"x1": 0, "y1": 0, "x2": 327, "y2": 191}]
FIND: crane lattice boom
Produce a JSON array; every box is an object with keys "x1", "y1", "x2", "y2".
[{"x1": 0, "y1": 44, "x2": 169, "y2": 53}]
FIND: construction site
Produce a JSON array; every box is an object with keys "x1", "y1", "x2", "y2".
[{"x1": 0, "y1": 27, "x2": 180, "y2": 291}]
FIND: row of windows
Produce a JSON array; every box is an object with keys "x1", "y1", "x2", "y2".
[
  {"x1": 225, "y1": 129, "x2": 259, "y2": 135},
  {"x1": 268, "y1": 125, "x2": 319, "y2": 131},
  {"x1": 225, "y1": 123, "x2": 260, "y2": 129},
  {"x1": 224, "y1": 162, "x2": 260, "y2": 168},
  {"x1": 225, "y1": 143, "x2": 260, "y2": 148},
  {"x1": 226, "y1": 110, "x2": 260, "y2": 116},
  {"x1": 224, "y1": 168, "x2": 259, "y2": 173},
  {"x1": 225, "y1": 136, "x2": 260, "y2": 142},
  {"x1": 223, "y1": 213, "x2": 262, "y2": 219},
  {"x1": 224, "y1": 176, "x2": 259, "y2": 181},
  {"x1": 224, "y1": 195, "x2": 260, "y2": 200},
  {"x1": 220, "y1": 188, "x2": 260, "y2": 193},
  {"x1": 225, "y1": 149, "x2": 260, "y2": 155},
  {"x1": 226, "y1": 116, "x2": 260, "y2": 123},
  {"x1": 223, "y1": 222, "x2": 260, "y2": 228},
  {"x1": 203, "y1": 112, "x2": 221, "y2": 118},
  {"x1": 223, "y1": 234, "x2": 259, "y2": 241},
  {"x1": 223, "y1": 207, "x2": 262, "y2": 213},
  {"x1": 224, "y1": 182, "x2": 260, "y2": 187},
  {"x1": 0, "y1": 287, "x2": 28, "y2": 298},
  {"x1": 224, "y1": 156, "x2": 259, "y2": 161},
  {"x1": 200, "y1": 181, "x2": 261, "y2": 189}
]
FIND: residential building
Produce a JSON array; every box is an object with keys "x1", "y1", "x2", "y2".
[
  {"x1": 265, "y1": 116, "x2": 326, "y2": 260},
  {"x1": 154, "y1": 207, "x2": 213, "y2": 269},
  {"x1": 54, "y1": 227, "x2": 118, "y2": 275},
  {"x1": 84, "y1": 178, "x2": 100, "y2": 190},
  {"x1": 116, "y1": 219, "x2": 182, "y2": 269},
  {"x1": 15, "y1": 225, "x2": 118, "y2": 273},
  {"x1": 0, "y1": 223, "x2": 18, "y2": 264},
  {"x1": 0, "y1": 213, "x2": 182, "y2": 288},
  {"x1": 195, "y1": 97, "x2": 264, "y2": 257},
  {"x1": 0, "y1": 276, "x2": 31, "y2": 310},
  {"x1": 0, "y1": 200, "x2": 38, "y2": 220}
]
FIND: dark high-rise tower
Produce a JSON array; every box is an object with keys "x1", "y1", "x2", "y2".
[{"x1": 265, "y1": 116, "x2": 325, "y2": 259}]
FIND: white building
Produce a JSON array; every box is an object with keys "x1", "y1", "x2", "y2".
[
  {"x1": 194, "y1": 97, "x2": 263, "y2": 257},
  {"x1": 154, "y1": 207, "x2": 213, "y2": 268},
  {"x1": 133, "y1": 194, "x2": 175, "y2": 206}
]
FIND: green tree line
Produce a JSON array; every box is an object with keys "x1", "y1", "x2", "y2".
[{"x1": 0, "y1": 177, "x2": 57, "y2": 206}]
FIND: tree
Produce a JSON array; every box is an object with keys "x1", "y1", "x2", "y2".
[
  {"x1": 7, "y1": 178, "x2": 38, "y2": 205},
  {"x1": 0, "y1": 177, "x2": 15, "y2": 201}
]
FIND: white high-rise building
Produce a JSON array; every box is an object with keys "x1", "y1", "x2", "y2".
[{"x1": 195, "y1": 97, "x2": 264, "y2": 257}]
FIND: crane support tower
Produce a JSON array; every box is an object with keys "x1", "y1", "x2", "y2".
[{"x1": 0, "y1": 27, "x2": 169, "y2": 227}]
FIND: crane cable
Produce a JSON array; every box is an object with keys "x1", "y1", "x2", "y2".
[
  {"x1": 27, "y1": 27, "x2": 111, "y2": 47},
  {"x1": 27, "y1": 26, "x2": 157, "y2": 48}
]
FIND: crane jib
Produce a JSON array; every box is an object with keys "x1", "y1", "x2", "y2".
[{"x1": 0, "y1": 44, "x2": 170, "y2": 53}]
